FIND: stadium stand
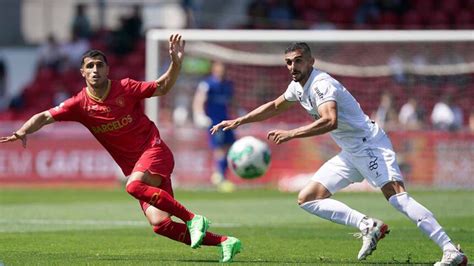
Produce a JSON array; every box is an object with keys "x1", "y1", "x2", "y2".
[{"x1": 2, "y1": 0, "x2": 473, "y2": 131}]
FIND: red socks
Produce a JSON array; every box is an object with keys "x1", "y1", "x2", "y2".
[
  {"x1": 126, "y1": 180, "x2": 194, "y2": 222},
  {"x1": 127, "y1": 180, "x2": 226, "y2": 246},
  {"x1": 153, "y1": 218, "x2": 227, "y2": 246}
]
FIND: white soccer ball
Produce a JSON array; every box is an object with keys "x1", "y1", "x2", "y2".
[{"x1": 227, "y1": 136, "x2": 271, "y2": 179}]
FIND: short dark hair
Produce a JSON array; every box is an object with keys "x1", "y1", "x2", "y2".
[
  {"x1": 285, "y1": 42, "x2": 312, "y2": 58},
  {"x1": 80, "y1": 49, "x2": 108, "y2": 67}
]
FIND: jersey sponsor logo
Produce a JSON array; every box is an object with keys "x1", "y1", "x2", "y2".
[
  {"x1": 86, "y1": 104, "x2": 111, "y2": 115},
  {"x1": 91, "y1": 114, "x2": 133, "y2": 134}
]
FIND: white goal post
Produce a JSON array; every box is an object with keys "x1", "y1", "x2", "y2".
[
  {"x1": 145, "y1": 29, "x2": 474, "y2": 124},
  {"x1": 145, "y1": 29, "x2": 474, "y2": 189}
]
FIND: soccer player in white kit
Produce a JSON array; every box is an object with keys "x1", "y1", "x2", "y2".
[{"x1": 211, "y1": 42, "x2": 468, "y2": 265}]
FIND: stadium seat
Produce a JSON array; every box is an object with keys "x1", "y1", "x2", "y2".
[
  {"x1": 429, "y1": 11, "x2": 450, "y2": 29},
  {"x1": 454, "y1": 10, "x2": 473, "y2": 29},
  {"x1": 106, "y1": 54, "x2": 121, "y2": 68},
  {"x1": 61, "y1": 69, "x2": 82, "y2": 87},
  {"x1": 377, "y1": 12, "x2": 400, "y2": 29},
  {"x1": 332, "y1": 0, "x2": 358, "y2": 10},
  {"x1": 134, "y1": 39, "x2": 146, "y2": 54},
  {"x1": 309, "y1": 1, "x2": 332, "y2": 12},
  {"x1": 401, "y1": 11, "x2": 423, "y2": 29},
  {"x1": 89, "y1": 38, "x2": 108, "y2": 52},
  {"x1": 0, "y1": 110, "x2": 15, "y2": 121},
  {"x1": 292, "y1": 0, "x2": 305, "y2": 12},
  {"x1": 35, "y1": 68, "x2": 55, "y2": 83},
  {"x1": 109, "y1": 65, "x2": 130, "y2": 80},
  {"x1": 412, "y1": 0, "x2": 435, "y2": 13},
  {"x1": 124, "y1": 52, "x2": 145, "y2": 70},
  {"x1": 440, "y1": 0, "x2": 460, "y2": 14},
  {"x1": 328, "y1": 10, "x2": 353, "y2": 28}
]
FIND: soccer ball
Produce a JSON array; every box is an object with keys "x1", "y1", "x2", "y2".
[{"x1": 227, "y1": 136, "x2": 271, "y2": 179}]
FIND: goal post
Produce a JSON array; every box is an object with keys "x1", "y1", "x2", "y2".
[
  {"x1": 145, "y1": 29, "x2": 474, "y2": 189},
  {"x1": 145, "y1": 29, "x2": 474, "y2": 125}
]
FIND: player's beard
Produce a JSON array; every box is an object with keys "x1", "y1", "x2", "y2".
[{"x1": 291, "y1": 70, "x2": 308, "y2": 82}]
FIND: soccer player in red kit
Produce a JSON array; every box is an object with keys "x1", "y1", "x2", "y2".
[{"x1": 0, "y1": 34, "x2": 241, "y2": 263}]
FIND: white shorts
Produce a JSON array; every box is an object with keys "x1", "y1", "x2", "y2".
[{"x1": 311, "y1": 134, "x2": 404, "y2": 194}]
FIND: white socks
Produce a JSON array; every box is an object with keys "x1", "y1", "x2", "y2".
[
  {"x1": 388, "y1": 192, "x2": 456, "y2": 251},
  {"x1": 300, "y1": 198, "x2": 366, "y2": 229},
  {"x1": 300, "y1": 193, "x2": 457, "y2": 253}
]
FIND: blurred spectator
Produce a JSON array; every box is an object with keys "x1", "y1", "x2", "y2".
[
  {"x1": 244, "y1": 0, "x2": 269, "y2": 29},
  {"x1": 388, "y1": 50, "x2": 406, "y2": 84},
  {"x1": 355, "y1": 0, "x2": 380, "y2": 25},
  {"x1": 72, "y1": 4, "x2": 92, "y2": 40},
  {"x1": 378, "y1": 0, "x2": 409, "y2": 15},
  {"x1": 109, "y1": 6, "x2": 143, "y2": 55},
  {"x1": 109, "y1": 17, "x2": 134, "y2": 55},
  {"x1": 52, "y1": 82, "x2": 70, "y2": 106},
  {"x1": 398, "y1": 97, "x2": 424, "y2": 130},
  {"x1": 172, "y1": 90, "x2": 191, "y2": 126},
  {"x1": 37, "y1": 34, "x2": 64, "y2": 71},
  {"x1": 60, "y1": 34, "x2": 90, "y2": 69},
  {"x1": 0, "y1": 58, "x2": 7, "y2": 111},
  {"x1": 267, "y1": 0, "x2": 296, "y2": 29},
  {"x1": 182, "y1": 0, "x2": 197, "y2": 28},
  {"x1": 307, "y1": 13, "x2": 337, "y2": 30},
  {"x1": 437, "y1": 46, "x2": 469, "y2": 88},
  {"x1": 122, "y1": 5, "x2": 143, "y2": 41},
  {"x1": 372, "y1": 91, "x2": 399, "y2": 131},
  {"x1": 431, "y1": 95, "x2": 463, "y2": 131}
]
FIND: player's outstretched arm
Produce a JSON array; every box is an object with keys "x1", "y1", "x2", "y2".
[
  {"x1": 268, "y1": 101, "x2": 337, "y2": 144},
  {"x1": 0, "y1": 111, "x2": 55, "y2": 148},
  {"x1": 153, "y1": 34, "x2": 185, "y2": 97},
  {"x1": 210, "y1": 94, "x2": 295, "y2": 134}
]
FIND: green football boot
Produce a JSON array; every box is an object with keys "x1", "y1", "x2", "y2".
[
  {"x1": 220, "y1": 237, "x2": 242, "y2": 263},
  {"x1": 186, "y1": 215, "x2": 210, "y2": 249}
]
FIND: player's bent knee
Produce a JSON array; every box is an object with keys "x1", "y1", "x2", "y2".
[
  {"x1": 297, "y1": 192, "x2": 327, "y2": 205},
  {"x1": 150, "y1": 216, "x2": 171, "y2": 227},
  {"x1": 297, "y1": 182, "x2": 331, "y2": 205},
  {"x1": 381, "y1": 181, "x2": 406, "y2": 200},
  {"x1": 297, "y1": 194, "x2": 311, "y2": 205},
  {"x1": 125, "y1": 180, "x2": 143, "y2": 197}
]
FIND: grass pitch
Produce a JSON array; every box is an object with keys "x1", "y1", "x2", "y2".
[{"x1": 0, "y1": 188, "x2": 472, "y2": 265}]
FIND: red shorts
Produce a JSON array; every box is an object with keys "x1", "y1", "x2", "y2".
[
  {"x1": 132, "y1": 140, "x2": 175, "y2": 177},
  {"x1": 132, "y1": 141, "x2": 175, "y2": 213}
]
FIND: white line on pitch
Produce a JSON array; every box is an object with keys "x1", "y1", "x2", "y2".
[{"x1": 0, "y1": 218, "x2": 239, "y2": 228}]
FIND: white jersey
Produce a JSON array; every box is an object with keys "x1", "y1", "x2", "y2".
[{"x1": 283, "y1": 68, "x2": 383, "y2": 152}]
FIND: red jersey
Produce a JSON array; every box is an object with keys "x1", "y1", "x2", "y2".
[{"x1": 49, "y1": 78, "x2": 162, "y2": 176}]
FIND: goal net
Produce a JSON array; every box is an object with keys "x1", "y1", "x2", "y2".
[{"x1": 146, "y1": 29, "x2": 474, "y2": 190}]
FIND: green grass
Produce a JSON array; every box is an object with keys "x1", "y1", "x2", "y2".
[{"x1": 0, "y1": 188, "x2": 473, "y2": 265}]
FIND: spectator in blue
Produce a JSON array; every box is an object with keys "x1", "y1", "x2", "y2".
[{"x1": 193, "y1": 61, "x2": 235, "y2": 192}]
